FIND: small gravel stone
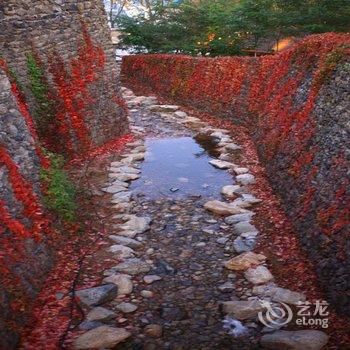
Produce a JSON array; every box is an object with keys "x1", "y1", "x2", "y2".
[
  {"x1": 143, "y1": 275, "x2": 162, "y2": 284},
  {"x1": 144, "y1": 324, "x2": 163, "y2": 338},
  {"x1": 116, "y1": 302, "x2": 138, "y2": 313}
]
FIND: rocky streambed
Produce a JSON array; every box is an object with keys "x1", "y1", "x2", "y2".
[{"x1": 71, "y1": 88, "x2": 330, "y2": 350}]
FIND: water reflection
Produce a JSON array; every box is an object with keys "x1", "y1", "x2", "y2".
[{"x1": 131, "y1": 136, "x2": 233, "y2": 199}]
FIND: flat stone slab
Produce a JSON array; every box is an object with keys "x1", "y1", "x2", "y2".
[
  {"x1": 225, "y1": 212, "x2": 255, "y2": 224},
  {"x1": 260, "y1": 330, "x2": 329, "y2": 350},
  {"x1": 222, "y1": 300, "x2": 265, "y2": 320},
  {"x1": 111, "y1": 165, "x2": 141, "y2": 174},
  {"x1": 225, "y1": 252, "x2": 267, "y2": 271},
  {"x1": 113, "y1": 258, "x2": 151, "y2": 275},
  {"x1": 109, "y1": 235, "x2": 143, "y2": 248},
  {"x1": 234, "y1": 221, "x2": 259, "y2": 234},
  {"x1": 221, "y1": 185, "x2": 242, "y2": 197},
  {"x1": 209, "y1": 159, "x2": 235, "y2": 169},
  {"x1": 115, "y1": 229, "x2": 139, "y2": 239},
  {"x1": 149, "y1": 104, "x2": 180, "y2": 112},
  {"x1": 119, "y1": 216, "x2": 152, "y2": 234},
  {"x1": 111, "y1": 192, "x2": 132, "y2": 204},
  {"x1": 109, "y1": 173, "x2": 141, "y2": 181},
  {"x1": 73, "y1": 326, "x2": 131, "y2": 349},
  {"x1": 233, "y1": 167, "x2": 249, "y2": 175},
  {"x1": 122, "y1": 152, "x2": 145, "y2": 162},
  {"x1": 242, "y1": 194, "x2": 262, "y2": 204},
  {"x1": 76, "y1": 284, "x2": 118, "y2": 307},
  {"x1": 204, "y1": 200, "x2": 248, "y2": 216},
  {"x1": 236, "y1": 174, "x2": 256, "y2": 185},
  {"x1": 86, "y1": 307, "x2": 116, "y2": 323},
  {"x1": 110, "y1": 180, "x2": 129, "y2": 188},
  {"x1": 103, "y1": 274, "x2": 133, "y2": 295},
  {"x1": 253, "y1": 283, "x2": 306, "y2": 305},
  {"x1": 103, "y1": 185, "x2": 128, "y2": 194},
  {"x1": 107, "y1": 244, "x2": 135, "y2": 259},
  {"x1": 244, "y1": 266, "x2": 274, "y2": 284},
  {"x1": 223, "y1": 143, "x2": 242, "y2": 151}
]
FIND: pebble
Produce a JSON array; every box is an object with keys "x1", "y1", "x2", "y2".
[
  {"x1": 218, "y1": 282, "x2": 235, "y2": 293},
  {"x1": 216, "y1": 237, "x2": 229, "y2": 245},
  {"x1": 143, "y1": 275, "x2": 162, "y2": 284},
  {"x1": 144, "y1": 324, "x2": 163, "y2": 338},
  {"x1": 141, "y1": 290, "x2": 154, "y2": 298},
  {"x1": 116, "y1": 302, "x2": 138, "y2": 313}
]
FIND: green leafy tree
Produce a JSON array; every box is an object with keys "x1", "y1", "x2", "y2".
[{"x1": 117, "y1": 0, "x2": 350, "y2": 56}]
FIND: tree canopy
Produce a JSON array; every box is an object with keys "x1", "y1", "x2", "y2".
[{"x1": 116, "y1": 0, "x2": 350, "y2": 56}]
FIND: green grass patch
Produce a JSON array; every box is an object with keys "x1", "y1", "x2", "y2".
[{"x1": 40, "y1": 151, "x2": 77, "y2": 222}]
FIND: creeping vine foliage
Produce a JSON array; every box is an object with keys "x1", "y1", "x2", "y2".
[
  {"x1": 26, "y1": 53, "x2": 55, "y2": 131},
  {"x1": 40, "y1": 151, "x2": 77, "y2": 222},
  {"x1": 122, "y1": 32, "x2": 350, "y2": 238}
]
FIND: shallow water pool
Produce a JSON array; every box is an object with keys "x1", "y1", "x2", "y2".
[{"x1": 131, "y1": 136, "x2": 234, "y2": 199}]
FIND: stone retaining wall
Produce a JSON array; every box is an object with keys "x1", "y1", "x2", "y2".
[
  {"x1": 0, "y1": 0, "x2": 128, "y2": 153},
  {"x1": 121, "y1": 33, "x2": 350, "y2": 315},
  {"x1": 0, "y1": 2, "x2": 127, "y2": 348}
]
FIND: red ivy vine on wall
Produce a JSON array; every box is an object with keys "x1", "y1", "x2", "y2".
[
  {"x1": 121, "y1": 33, "x2": 350, "y2": 238},
  {"x1": 0, "y1": 59, "x2": 50, "y2": 169},
  {"x1": 47, "y1": 24, "x2": 107, "y2": 155},
  {"x1": 0, "y1": 148, "x2": 50, "y2": 242}
]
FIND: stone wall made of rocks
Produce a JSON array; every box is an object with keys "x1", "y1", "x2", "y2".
[
  {"x1": 0, "y1": 70, "x2": 54, "y2": 349},
  {"x1": 0, "y1": 0, "x2": 128, "y2": 153},
  {"x1": 121, "y1": 34, "x2": 350, "y2": 315},
  {"x1": 0, "y1": 2, "x2": 128, "y2": 348}
]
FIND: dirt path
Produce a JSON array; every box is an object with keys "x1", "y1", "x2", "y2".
[{"x1": 69, "y1": 88, "x2": 330, "y2": 350}]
